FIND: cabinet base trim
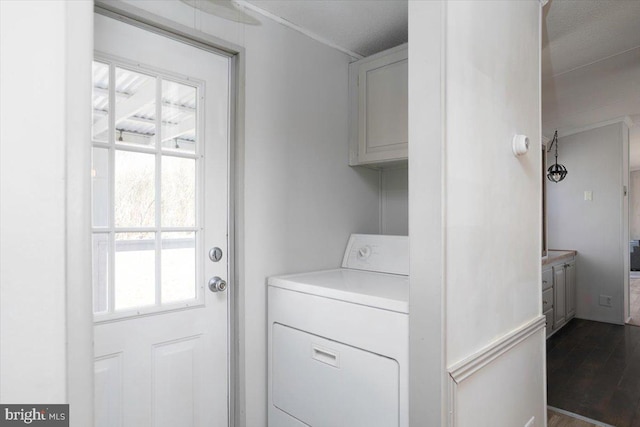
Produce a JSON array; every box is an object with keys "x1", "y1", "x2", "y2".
[{"x1": 547, "y1": 406, "x2": 615, "y2": 427}]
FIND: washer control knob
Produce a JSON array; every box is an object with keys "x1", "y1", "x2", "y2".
[{"x1": 358, "y1": 246, "x2": 371, "y2": 259}]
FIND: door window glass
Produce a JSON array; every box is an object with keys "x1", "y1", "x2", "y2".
[
  {"x1": 162, "y1": 80, "x2": 197, "y2": 153},
  {"x1": 115, "y1": 67, "x2": 157, "y2": 148},
  {"x1": 91, "y1": 59, "x2": 202, "y2": 318},
  {"x1": 161, "y1": 232, "x2": 196, "y2": 303},
  {"x1": 92, "y1": 61, "x2": 110, "y2": 142}
]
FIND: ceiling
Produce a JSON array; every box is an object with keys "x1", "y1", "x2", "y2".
[
  {"x1": 237, "y1": 0, "x2": 639, "y2": 163},
  {"x1": 542, "y1": 0, "x2": 640, "y2": 78},
  {"x1": 243, "y1": 0, "x2": 407, "y2": 58},
  {"x1": 239, "y1": 0, "x2": 640, "y2": 73}
]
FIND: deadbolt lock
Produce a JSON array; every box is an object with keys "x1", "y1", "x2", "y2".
[{"x1": 209, "y1": 247, "x2": 223, "y2": 262}]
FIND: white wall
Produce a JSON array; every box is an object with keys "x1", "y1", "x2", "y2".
[
  {"x1": 1, "y1": 0, "x2": 66, "y2": 402},
  {"x1": 543, "y1": 47, "x2": 640, "y2": 136},
  {"x1": 630, "y1": 170, "x2": 640, "y2": 240},
  {"x1": 381, "y1": 167, "x2": 408, "y2": 235},
  {"x1": 542, "y1": 47, "x2": 640, "y2": 168},
  {"x1": 408, "y1": 2, "x2": 446, "y2": 424},
  {"x1": 631, "y1": 121, "x2": 640, "y2": 169},
  {"x1": 444, "y1": 1, "x2": 545, "y2": 424},
  {"x1": 0, "y1": 3, "x2": 94, "y2": 425},
  {"x1": 454, "y1": 331, "x2": 545, "y2": 427},
  {"x1": 547, "y1": 122, "x2": 629, "y2": 324},
  {"x1": 116, "y1": 2, "x2": 381, "y2": 426},
  {"x1": 409, "y1": 1, "x2": 544, "y2": 425},
  {"x1": 445, "y1": 0, "x2": 541, "y2": 361}
]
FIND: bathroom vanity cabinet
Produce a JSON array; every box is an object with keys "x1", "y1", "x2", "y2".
[{"x1": 542, "y1": 251, "x2": 576, "y2": 337}]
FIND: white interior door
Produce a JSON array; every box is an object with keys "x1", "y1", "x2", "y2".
[{"x1": 92, "y1": 13, "x2": 230, "y2": 427}]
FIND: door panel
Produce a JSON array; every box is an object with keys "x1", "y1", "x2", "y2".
[
  {"x1": 94, "y1": 353, "x2": 123, "y2": 427},
  {"x1": 153, "y1": 336, "x2": 204, "y2": 427},
  {"x1": 93, "y1": 13, "x2": 230, "y2": 427}
]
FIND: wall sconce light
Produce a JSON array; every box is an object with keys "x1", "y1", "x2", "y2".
[{"x1": 547, "y1": 130, "x2": 567, "y2": 183}]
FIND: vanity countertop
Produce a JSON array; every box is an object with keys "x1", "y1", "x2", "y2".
[{"x1": 542, "y1": 250, "x2": 577, "y2": 266}]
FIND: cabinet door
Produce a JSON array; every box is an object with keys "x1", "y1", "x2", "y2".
[
  {"x1": 565, "y1": 261, "x2": 576, "y2": 319},
  {"x1": 553, "y1": 265, "x2": 566, "y2": 327},
  {"x1": 357, "y1": 49, "x2": 408, "y2": 164}
]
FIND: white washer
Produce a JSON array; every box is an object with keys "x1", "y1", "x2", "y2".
[{"x1": 267, "y1": 234, "x2": 409, "y2": 427}]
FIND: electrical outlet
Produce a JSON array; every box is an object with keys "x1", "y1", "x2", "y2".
[
  {"x1": 584, "y1": 190, "x2": 593, "y2": 201},
  {"x1": 599, "y1": 295, "x2": 613, "y2": 307},
  {"x1": 524, "y1": 416, "x2": 535, "y2": 427}
]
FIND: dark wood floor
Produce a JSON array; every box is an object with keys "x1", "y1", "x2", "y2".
[{"x1": 547, "y1": 318, "x2": 640, "y2": 426}]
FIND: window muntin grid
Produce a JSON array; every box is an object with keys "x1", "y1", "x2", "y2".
[{"x1": 91, "y1": 56, "x2": 204, "y2": 320}]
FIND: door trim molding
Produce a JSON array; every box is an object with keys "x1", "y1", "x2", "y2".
[
  {"x1": 66, "y1": 3, "x2": 95, "y2": 426},
  {"x1": 95, "y1": 1, "x2": 242, "y2": 58},
  {"x1": 91, "y1": 3, "x2": 246, "y2": 426}
]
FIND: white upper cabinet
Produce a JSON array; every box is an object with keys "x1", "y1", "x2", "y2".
[{"x1": 349, "y1": 44, "x2": 408, "y2": 167}]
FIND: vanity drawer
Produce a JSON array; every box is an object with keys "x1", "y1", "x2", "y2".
[
  {"x1": 542, "y1": 268, "x2": 553, "y2": 291},
  {"x1": 542, "y1": 288, "x2": 553, "y2": 312}
]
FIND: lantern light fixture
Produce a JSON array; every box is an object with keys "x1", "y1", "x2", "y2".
[{"x1": 547, "y1": 130, "x2": 567, "y2": 183}]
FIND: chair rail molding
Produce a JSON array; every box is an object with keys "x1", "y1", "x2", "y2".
[
  {"x1": 448, "y1": 315, "x2": 545, "y2": 384},
  {"x1": 446, "y1": 315, "x2": 546, "y2": 426}
]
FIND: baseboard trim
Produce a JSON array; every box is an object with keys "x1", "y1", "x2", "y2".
[
  {"x1": 548, "y1": 406, "x2": 615, "y2": 427},
  {"x1": 448, "y1": 315, "x2": 546, "y2": 384}
]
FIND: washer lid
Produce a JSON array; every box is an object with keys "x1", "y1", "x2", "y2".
[{"x1": 268, "y1": 269, "x2": 409, "y2": 313}]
